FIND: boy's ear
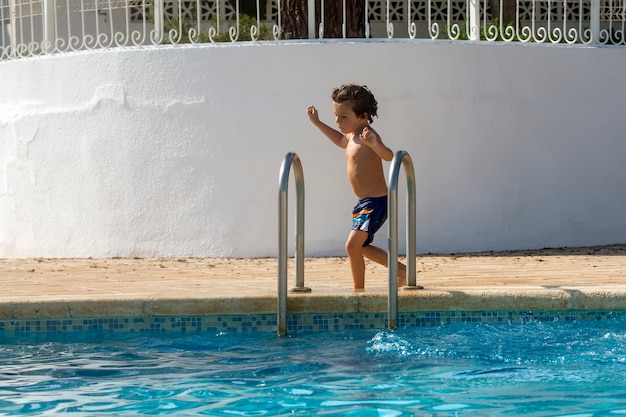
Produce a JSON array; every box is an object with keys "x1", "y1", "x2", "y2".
[{"x1": 361, "y1": 112, "x2": 369, "y2": 120}]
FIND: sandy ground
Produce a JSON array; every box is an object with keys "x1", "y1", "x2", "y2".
[{"x1": 2, "y1": 245, "x2": 626, "y2": 302}]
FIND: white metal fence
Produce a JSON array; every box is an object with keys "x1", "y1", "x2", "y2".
[{"x1": 1, "y1": 0, "x2": 625, "y2": 59}]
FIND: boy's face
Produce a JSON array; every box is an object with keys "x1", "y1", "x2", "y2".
[{"x1": 332, "y1": 101, "x2": 367, "y2": 135}]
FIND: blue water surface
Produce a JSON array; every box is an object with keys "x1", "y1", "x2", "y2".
[{"x1": 1, "y1": 317, "x2": 626, "y2": 416}]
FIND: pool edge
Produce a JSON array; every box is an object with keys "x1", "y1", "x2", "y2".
[{"x1": 1, "y1": 288, "x2": 624, "y2": 319}]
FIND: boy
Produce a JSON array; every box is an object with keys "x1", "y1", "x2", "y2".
[{"x1": 306, "y1": 84, "x2": 406, "y2": 292}]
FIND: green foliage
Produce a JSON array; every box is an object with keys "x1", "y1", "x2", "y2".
[
  {"x1": 162, "y1": 13, "x2": 271, "y2": 44},
  {"x1": 210, "y1": 13, "x2": 271, "y2": 42},
  {"x1": 446, "y1": 19, "x2": 517, "y2": 41}
]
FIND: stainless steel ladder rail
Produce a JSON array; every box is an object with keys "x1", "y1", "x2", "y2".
[
  {"x1": 387, "y1": 150, "x2": 421, "y2": 330},
  {"x1": 277, "y1": 152, "x2": 310, "y2": 337}
]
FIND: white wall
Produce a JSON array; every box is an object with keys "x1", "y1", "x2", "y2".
[{"x1": 1, "y1": 40, "x2": 625, "y2": 258}]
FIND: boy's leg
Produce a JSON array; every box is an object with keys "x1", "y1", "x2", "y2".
[
  {"x1": 361, "y1": 245, "x2": 407, "y2": 287},
  {"x1": 345, "y1": 230, "x2": 369, "y2": 291}
]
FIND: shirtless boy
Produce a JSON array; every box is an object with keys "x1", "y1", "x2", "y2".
[{"x1": 306, "y1": 84, "x2": 406, "y2": 292}]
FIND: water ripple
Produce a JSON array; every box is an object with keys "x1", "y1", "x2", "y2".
[{"x1": 1, "y1": 319, "x2": 626, "y2": 415}]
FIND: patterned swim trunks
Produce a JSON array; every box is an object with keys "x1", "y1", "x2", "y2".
[{"x1": 351, "y1": 195, "x2": 388, "y2": 247}]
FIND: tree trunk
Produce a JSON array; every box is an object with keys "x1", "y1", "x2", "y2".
[
  {"x1": 281, "y1": 0, "x2": 308, "y2": 39},
  {"x1": 280, "y1": 0, "x2": 365, "y2": 39},
  {"x1": 501, "y1": 0, "x2": 516, "y2": 26},
  {"x1": 489, "y1": 0, "x2": 516, "y2": 26},
  {"x1": 319, "y1": 0, "x2": 365, "y2": 38}
]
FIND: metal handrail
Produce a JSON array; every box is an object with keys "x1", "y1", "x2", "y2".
[
  {"x1": 387, "y1": 150, "x2": 422, "y2": 330},
  {"x1": 277, "y1": 152, "x2": 310, "y2": 337}
]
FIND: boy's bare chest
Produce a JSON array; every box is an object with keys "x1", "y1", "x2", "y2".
[{"x1": 345, "y1": 140, "x2": 374, "y2": 163}]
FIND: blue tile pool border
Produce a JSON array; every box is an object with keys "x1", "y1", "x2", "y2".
[{"x1": 1, "y1": 310, "x2": 624, "y2": 336}]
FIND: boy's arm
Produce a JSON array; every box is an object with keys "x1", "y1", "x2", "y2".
[
  {"x1": 361, "y1": 126, "x2": 393, "y2": 161},
  {"x1": 306, "y1": 105, "x2": 348, "y2": 149}
]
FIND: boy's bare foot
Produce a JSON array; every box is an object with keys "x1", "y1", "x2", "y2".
[{"x1": 354, "y1": 288, "x2": 365, "y2": 293}]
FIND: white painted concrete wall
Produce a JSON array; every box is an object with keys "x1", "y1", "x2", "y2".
[{"x1": 1, "y1": 41, "x2": 625, "y2": 258}]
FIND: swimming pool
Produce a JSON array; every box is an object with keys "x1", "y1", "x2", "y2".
[{"x1": 2, "y1": 315, "x2": 626, "y2": 416}]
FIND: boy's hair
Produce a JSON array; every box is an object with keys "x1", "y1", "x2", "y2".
[{"x1": 331, "y1": 84, "x2": 378, "y2": 123}]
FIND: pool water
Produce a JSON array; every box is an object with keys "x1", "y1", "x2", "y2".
[{"x1": 1, "y1": 317, "x2": 626, "y2": 416}]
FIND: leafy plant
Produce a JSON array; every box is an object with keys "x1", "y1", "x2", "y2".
[
  {"x1": 210, "y1": 13, "x2": 271, "y2": 42},
  {"x1": 162, "y1": 13, "x2": 271, "y2": 44},
  {"x1": 445, "y1": 18, "x2": 517, "y2": 41}
]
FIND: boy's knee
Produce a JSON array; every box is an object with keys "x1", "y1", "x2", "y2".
[
  {"x1": 345, "y1": 240, "x2": 359, "y2": 255},
  {"x1": 345, "y1": 233, "x2": 367, "y2": 255}
]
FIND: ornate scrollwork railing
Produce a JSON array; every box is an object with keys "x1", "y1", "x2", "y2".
[{"x1": 1, "y1": 0, "x2": 624, "y2": 60}]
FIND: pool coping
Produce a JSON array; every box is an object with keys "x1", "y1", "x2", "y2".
[
  {"x1": 3, "y1": 245, "x2": 626, "y2": 333},
  {"x1": 2, "y1": 287, "x2": 625, "y2": 319}
]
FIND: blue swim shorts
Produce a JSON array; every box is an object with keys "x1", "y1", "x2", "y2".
[{"x1": 351, "y1": 196, "x2": 388, "y2": 247}]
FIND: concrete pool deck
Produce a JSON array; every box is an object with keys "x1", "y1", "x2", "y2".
[{"x1": 1, "y1": 245, "x2": 626, "y2": 319}]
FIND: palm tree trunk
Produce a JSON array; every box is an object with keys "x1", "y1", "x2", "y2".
[
  {"x1": 280, "y1": 0, "x2": 365, "y2": 39},
  {"x1": 281, "y1": 0, "x2": 308, "y2": 39},
  {"x1": 489, "y1": 0, "x2": 516, "y2": 26},
  {"x1": 320, "y1": 0, "x2": 365, "y2": 38}
]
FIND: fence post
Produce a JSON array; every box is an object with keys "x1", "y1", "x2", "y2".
[
  {"x1": 154, "y1": 0, "x2": 164, "y2": 43},
  {"x1": 342, "y1": 0, "x2": 346, "y2": 38},
  {"x1": 319, "y1": 0, "x2": 324, "y2": 38},
  {"x1": 43, "y1": 0, "x2": 55, "y2": 53},
  {"x1": 590, "y1": 0, "x2": 600, "y2": 43},
  {"x1": 1, "y1": 0, "x2": 8, "y2": 57},
  {"x1": 308, "y1": 0, "x2": 315, "y2": 38},
  {"x1": 8, "y1": 0, "x2": 15, "y2": 57},
  {"x1": 468, "y1": 0, "x2": 480, "y2": 40}
]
